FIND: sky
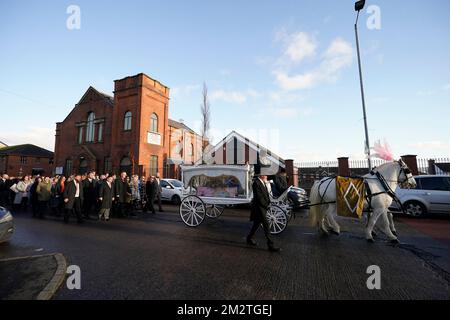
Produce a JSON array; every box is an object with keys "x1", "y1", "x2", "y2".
[{"x1": 0, "y1": 0, "x2": 449, "y2": 162}]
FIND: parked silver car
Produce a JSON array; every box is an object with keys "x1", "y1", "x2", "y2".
[
  {"x1": 0, "y1": 206, "x2": 14, "y2": 243},
  {"x1": 392, "y1": 175, "x2": 450, "y2": 217},
  {"x1": 160, "y1": 179, "x2": 186, "y2": 205}
]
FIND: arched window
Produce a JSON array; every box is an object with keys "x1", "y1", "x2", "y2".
[
  {"x1": 86, "y1": 112, "x2": 95, "y2": 142},
  {"x1": 120, "y1": 156, "x2": 132, "y2": 176},
  {"x1": 124, "y1": 111, "x2": 132, "y2": 131},
  {"x1": 150, "y1": 113, "x2": 158, "y2": 132}
]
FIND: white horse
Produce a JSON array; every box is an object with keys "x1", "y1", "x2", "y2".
[{"x1": 309, "y1": 160, "x2": 416, "y2": 243}]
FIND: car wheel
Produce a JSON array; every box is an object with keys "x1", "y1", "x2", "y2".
[
  {"x1": 404, "y1": 201, "x2": 427, "y2": 218},
  {"x1": 172, "y1": 195, "x2": 181, "y2": 205}
]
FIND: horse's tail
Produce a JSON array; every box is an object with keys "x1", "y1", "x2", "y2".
[{"x1": 309, "y1": 180, "x2": 325, "y2": 228}]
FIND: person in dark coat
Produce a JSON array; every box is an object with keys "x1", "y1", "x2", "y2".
[
  {"x1": 29, "y1": 177, "x2": 41, "y2": 217},
  {"x1": 63, "y1": 174, "x2": 84, "y2": 224},
  {"x1": 247, "y1": 173, "x2": 280, "y2": 252},
  {"x1": 145, "y1": 176, "x2": 157, "y2": 214},
  {"x1": 114, "y1": 172, "x2": 131, "y2": 218},
  {"x1": 82, "y1": 170, "x2": 98, "y2": 220},
  {"x1": 273, "y1": 168, "x2": 288, "y2": 198},
  {"x1": 98, "y1": 176, "x2": 114, "y2": 221},
  {"x1": 155, "y1": 172, "x2": 164, "y2": 212}
]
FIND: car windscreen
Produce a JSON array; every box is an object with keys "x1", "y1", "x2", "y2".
[{"x1": 169, "y1": 180, "x2": 183, "y2": 188}]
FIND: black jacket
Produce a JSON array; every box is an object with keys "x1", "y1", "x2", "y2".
[
  {"x1": 82, "y1": 178, "x2": 97, "y2": 203},
  {"x1": 146, "y1": 180, "x2": 158, "y2": 200},
  {"x1": 63, "y1": 180, "x2": 84, "y2": 210},
  {"x1": 250, "y1": 178, "x2": 270, "y2": 223},
  {"x1": 98, "y1": 181, "x2": 114, "y2": 209},
  {"x1": 273, "y1": 174, "x2": 288, "y2": 197},
  {"x1": 114, "y1": 179, "x2": 130, "y2": 203}
]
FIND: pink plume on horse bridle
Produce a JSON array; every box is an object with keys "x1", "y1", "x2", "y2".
[{"x1": 371, "y1": 140, "x2": 394, "y2": 161}]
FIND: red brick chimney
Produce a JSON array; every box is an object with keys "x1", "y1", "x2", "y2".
[
  {"x1": 338, "y1": 157, "x2": 350, "y2": 176},
  {"x1": 400, "y1": 155, "x2": 418, "y2": 175}
]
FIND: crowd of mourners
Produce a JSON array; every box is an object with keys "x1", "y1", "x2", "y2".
[{"x1": 0, "y1": 171, "x2": 164, "y2": 224}]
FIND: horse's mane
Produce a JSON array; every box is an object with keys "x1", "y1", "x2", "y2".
[{"x1": 372, "y1": 161, "x2": 398, "y2": 174}]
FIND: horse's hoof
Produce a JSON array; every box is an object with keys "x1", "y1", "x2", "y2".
[
  {"x1": 371, "y1": 231, "x2": 377, "y2": 238},
  {"x1": 366, "y1": 238, "x2": 375, "y2": 243},
  {"x1": 330, "y1": 230, "x2": 340, "y2": 236},
  {"x1": 390, "y1": 238, "x2": 400, "y2": 244},
  {"x1": 392, "y1": 231, "x2": 398, "y2": 237}
]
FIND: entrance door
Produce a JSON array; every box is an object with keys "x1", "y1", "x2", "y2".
[{"x1": 79, "y1": 159, "x2": 88, "y2": 175}]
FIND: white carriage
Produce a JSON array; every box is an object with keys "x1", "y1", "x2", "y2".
[{"x1": 179, "y1": 164, "x2": 294, "y2": 234}]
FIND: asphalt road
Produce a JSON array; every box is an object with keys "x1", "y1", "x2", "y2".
[{"x1": 1, "y1": 205, "x2": 449, "y2": 300}]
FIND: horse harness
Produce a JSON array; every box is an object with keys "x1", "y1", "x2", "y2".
[
  {"x1": 364, "y1": 170, "x2": 406, "y2": 214},
  {"x1": 310, "y1": 162, "x2": 410, "y2": 214}
]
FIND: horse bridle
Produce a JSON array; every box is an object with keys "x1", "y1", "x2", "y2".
[{"x1": 396, "y1": 160, "x2": 412, "y2": 186}]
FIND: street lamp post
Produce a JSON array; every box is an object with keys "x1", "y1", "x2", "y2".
[{"x1": 354, "y1": 0, "x2": 372, "y2": 171}]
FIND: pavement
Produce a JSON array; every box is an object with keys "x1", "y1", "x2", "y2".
[
  {"x1": 0, "y1": 252, "x2": 66, "y2": 300},
  {"x1": 1, "y1": 205, "x2": 449, "y2": 300}
]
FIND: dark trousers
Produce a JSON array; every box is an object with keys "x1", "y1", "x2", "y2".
[
  {"x1": 38, "y1": 201, "x2": 48, "y2": 218},
  {"x1": 145, "y1": 195, "x2": 156, "y2": 214},
  {"x1": 83, "y1": 199, "x2": 96, "y2": 218},
  {"x1": 0, "y1": 191, "x2": 6, "y2": 207},
  {"x1": 156, "y1": 193, "x2": 163, "y2": 211},
  {"x1": 117, "y1": 202, "x2": 129, "y2": 217},
  {"x1": 21, "y1": 197, "x2": 29, "y2": 210},
  {"x1": 247, "y1": 216, "x2": 273, "y2": 246},
  {"x1": 31, "y1": 200, "x2": 39, "y2": 217},
  {"x1": 64, "y1": 197, "x2": 83, "y2": 223}
]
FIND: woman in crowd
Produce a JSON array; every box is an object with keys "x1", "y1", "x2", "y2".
[
  {"x1": 13, "y1": 175, "x2": 31, "y2": 211},
  {"x1": 36, "y1": 176, "x2": 52, "y2": 219},
  {"x1": 139, "y1": 175, "x2": 147, "y2": 211},
  {"x1": 130, "y1": 174, "x2": 141, "y2": 211},
  {"x1": 57, "y1": 175, "x2": 66, "y2": 215}
]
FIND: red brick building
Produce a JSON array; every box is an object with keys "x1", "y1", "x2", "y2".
[
  {"x1": 54, "y1": 73, "x2": 204, "y2": 177},
  {"x1": 0, "y1": 144, "x2": 54, "y2": 176}
]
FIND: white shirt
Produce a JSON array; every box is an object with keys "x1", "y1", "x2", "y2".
[{"x1": 75, "y1": 181, "x2": 80, "y2": 198}]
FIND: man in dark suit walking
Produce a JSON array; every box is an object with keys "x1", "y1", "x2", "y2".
[
  {"x1": 145, "y1": 176, "x2": 157, "y2": 214},
  {"x1": 98, "y1": 175, "x2": 114, "y2": 221},
  {"x1": 247, "y1": 172, "x2": 280, "y2": 252},
  {"x1": 115, "y1": 172, "x2": 131, "y2": 218},
  {"x1": 82, "y1": 170, "x2": 98, "y2": 220},
  {"x1": 63, "y1": 174, "x2": 84, "y2": 224}
]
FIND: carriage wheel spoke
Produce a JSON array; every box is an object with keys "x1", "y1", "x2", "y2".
[{"x1": 192, "y1": 212, "x2": 198, "y2": 225}]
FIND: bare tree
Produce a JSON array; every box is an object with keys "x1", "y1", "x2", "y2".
[{"x1": 200, "y1": 82, "x2": 211, "y2": 163}]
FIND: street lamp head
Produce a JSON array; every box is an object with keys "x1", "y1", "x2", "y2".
[{"x1": 355, "y1": 0, "x2": 365, "y2": 12}]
